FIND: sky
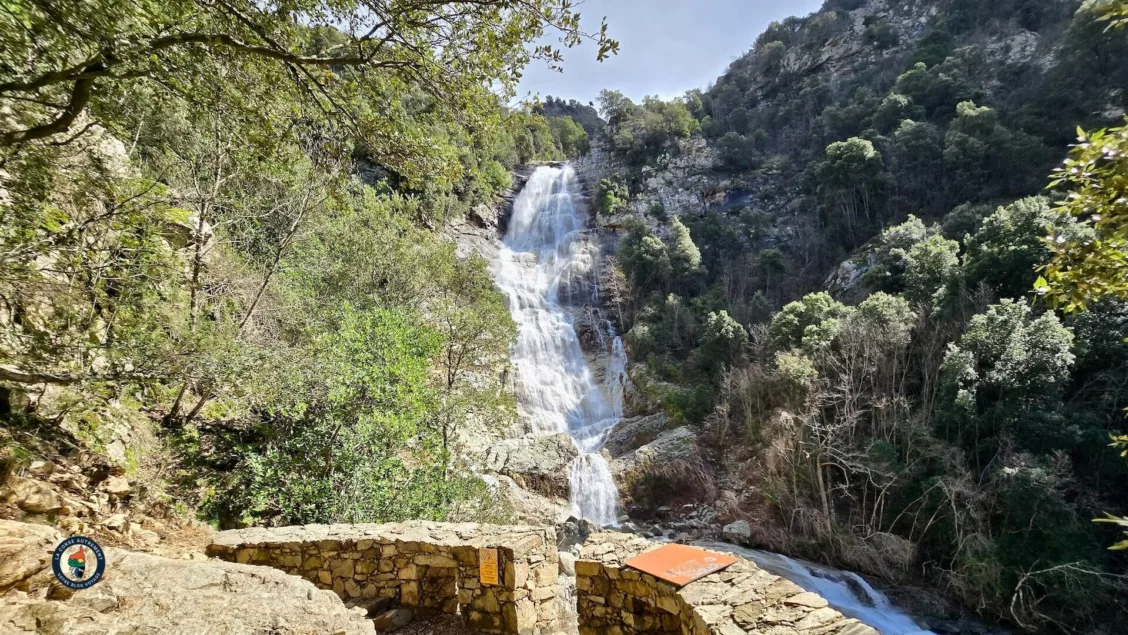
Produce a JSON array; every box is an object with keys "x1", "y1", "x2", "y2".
[{"x1": 515, "y1": 0, "x2": 825, "y2": 106}]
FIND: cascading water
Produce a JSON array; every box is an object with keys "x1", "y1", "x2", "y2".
[
  {"x1": 493, "y1": 165, "x2": 624, "y2": 526},
  {"x1": 698, "y1": 542, "x2": 934, "y2": 635}
]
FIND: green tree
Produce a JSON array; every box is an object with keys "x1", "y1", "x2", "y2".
[
  {"x1": 872, "y1": 93, "x2": 919, "y2": 133},
  {"x1": 597, "y1": 178, "x2": 630, "y2": 216},
  {"x1": 1040, "y1": 121, "x2": 1128, "y2": 310},
  {"x1": 0, "y1": 0, "x2": 617, "y2": 155},
  {"x1": 945, "y1": 101, "x2": 1048, "y2": 202},
  {"x1": 904, "y1": 234, "x2": 961, "y2": 306},
  {"x1": 891, "y1": 119, "x2": 945, "y2": 211},
  {"x1": 715, "y1": 132, "x2": 760, "y2": 171},
  {"x1": 815, "y1": 137, "x2": 885, "y2": 241},
  {"x1": 861, "y1": 215, "x2": 934, "y2": 293},
  {"x1": 618, "y1": 223, "x2": 672, "y2": 294},
  {"x1": 769, "y1": 292, "x2": 852, "y2": 351},
  {"x1": 229, "y1": 305, "x2": 447, "y2": 526},
  {"x1": 547, "y1": 116, "x2": 590, "y2": 158},
  {"x1": 427, "y1": 253, "x2": 517, "y2": 458},
  {"x1": 966, "y1": 197, "x2": 1090, "y2": 300},
  {"x1": 668, "y1": 217, "x2": 703, "y2": 289},
  {"x1": 938, "y1": 299, "x2": 1075, "y2": 461},
  {"x1": 599, "y1": 92, "x2": 699, "y2": 165},
  {"x1": 699, "y1": 310, "x2": 748, "y2": 370}
]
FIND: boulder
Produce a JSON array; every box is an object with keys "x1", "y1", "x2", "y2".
[
  {"x1": 133, "y1": 528, "x2": 161, "y2": 547},
  {"x1": 373, "y1": 608, "x2": 414, "y2": 632},
  {"x1": 4, "y1": 477, "x2": 63, "y2": 514},
  {"x1": 485, "y1": 433, "x2": 578, "y2": 497},
  {"x1": 621, "y1": 373, "x2": 656, "y2": 418},
  {"x1": 602, "y1": 413, "x2": 671, "y2": 457},
  {"x1": 558, "y1": 552, "x2": 576, "y2": 576},
  {"x1": 722, "y1": 520, "x2": 753, "y2": 545},
  {"x1": 611, "y1": 426, "x2": 700, "y2": 479},
  {"x1": 27, "y1": 461, "x2": 54, "y2": 477},
  {"x1": 0, "y1": 548, "x2": 377, "y2": 634},
  {"x1": 469, "y1": 203, "x2": 499, "y2": 230},
  {"x1": 493, "y1": 476, "x2": 572, "y2": 527},
  {"x1": 99, "y1": 476, "x2": 131, "y2": 498},
  {"x1": 0, "y1": 520, "x2": 61, "y2": 590},
  {"x1": 556, "y1": 515, "x2": 600, "y2": 551},
  {"x1": 102, "y1": 514, "x2": 127, "y2": 530}
]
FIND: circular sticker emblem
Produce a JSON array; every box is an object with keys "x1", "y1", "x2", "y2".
[{"x1": 51, "y1": 536, "x2": 106, "y2": 590}]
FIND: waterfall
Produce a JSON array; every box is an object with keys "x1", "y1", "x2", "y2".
[
  {"x1": 492, "y1": 165, "x2": 623, "y2": 526},
  {"x1": 603, "y1": 336, "x2": 628, "y2": 422}
]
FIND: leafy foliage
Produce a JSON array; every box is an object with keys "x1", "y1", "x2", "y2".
[
  {"x1": 0, "y1": 0, "x2": 600, "y2": 530},
  {"x1": 604, "y1": 3, "x2": 1128, "y2": 628},
  {"x1": 597, "y1": 178, "x2": 630, "y2": 216},
  {"x1": 598, "y1": 91, "x2": 699, "y2": 165},
  {"x1": 1041, "y1": 122, "x2": 1128, "y2": 310}
]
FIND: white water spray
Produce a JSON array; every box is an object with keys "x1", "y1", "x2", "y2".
[
  {"x1": 493, "y1": 166, "x2": 623, "y2": 526},
  {"x1": 699, "y1": 542, "x2": 934, "y2": 635}
]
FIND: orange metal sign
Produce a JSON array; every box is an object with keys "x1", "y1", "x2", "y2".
[{"x1": 623, "y1": 544, "x2": 737, "y2": 587}]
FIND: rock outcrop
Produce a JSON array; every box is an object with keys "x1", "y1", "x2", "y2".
[
  {"x1": 603, "y1": 413, "x2": 672, "y2": 458},
  {"x1": 493, "y1": 475, "x2": 573, "y2": 527},
  {"x1": 0, "y1": 520, "x2": 61, "y2": 591},
  {"x1": 0, "y1": 524, "x2": 376, "y2": 635},
  {"x1": 485, "y1": 433, "x2": 579, "y2": 498},
  {"x1": 611, "y1": 426, "x2": 701, "y2": 481},
  {"x1": 721, "y1": 521, "x2": 753, "y2": 547}
]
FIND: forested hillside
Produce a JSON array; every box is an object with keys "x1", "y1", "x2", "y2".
[
  {"x1": 0, "y1": 0, "x2": 613, "y2": 530},
  {"x1": 582, "y1": 0, "x2": 1128, "y2": 631},
  {"x1": 4, "y1": 0, "x2": 1128, "y2": 633}
]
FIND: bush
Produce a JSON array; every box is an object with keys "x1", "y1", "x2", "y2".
[
  {"x1": 597, "y1": 178, "x2": 630, "y2": 216},
  {"x1": 864, "y1": 21, "x2": 899, "y2": 49}
]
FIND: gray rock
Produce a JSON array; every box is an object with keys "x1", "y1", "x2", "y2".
[
  {"x1": 27, "y1": 461, "x2": 54, "y2": 477},
  {"x1": 0, "y1": 520, "x2": 61, "y2": 591},
  {"x1": 0, "y1": 548, "x2": 377, "y2": 634},
  {"x1": 722, "y1": 520, "x2": 753, "y2": 545},
  {"x1": 133, "y1": 528, "x2": 161, "y2": 547},
  {"x1": 495, "y1": 476, "x2": 572, "y2": 527},
  {"x1": 99, "y1": 475, "x2": 131, "y2": 498},
  {"x1": 611, "y1": 426, "x2": 700, "y2": 479},
  {"x1": 556, "y1": 515, "x2": 600, "y2": 550},
  {"x1": 102, "y1": 514, "x2": 127, "y2": 530},
  {"x1": 373, "y1": 608, "x2": 414, "y2": 632},
  {"x1": 602, "y1": 413, "x2": 671, "y2": 457},
  {"x1": 4, "y1": 477, "x2": 62, "y2": 514},
  {"x1": 485, "y1": 433, "x2": 579, "y2": 496},
  {"x1": 469, "y1": 203, "x2": 499, "y2": 229},
  {"x1": 558, "y1": 552, "x2": 576, "y2": 576}
]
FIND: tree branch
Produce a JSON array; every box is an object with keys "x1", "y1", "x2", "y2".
[{"x1": 0, "y1": 69, "x2": 97, "y2": 145}]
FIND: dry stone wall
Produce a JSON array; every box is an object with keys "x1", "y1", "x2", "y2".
[
  {"x1": 575, "y1": 533, "x2": 878, "y2": 635},
  {"x1": 208, "y1": 521, "x2": 564, "y2": 635}
]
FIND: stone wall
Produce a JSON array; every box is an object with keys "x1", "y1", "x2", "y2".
[
  {"x1": 575, "y1": 533, "x2": 878, "y2": 635},
  {"x1": 208, "y1": 521, "x2": 564, "y2": 634}
]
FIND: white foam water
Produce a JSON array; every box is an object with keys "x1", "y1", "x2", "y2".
[
  {"x1": 492, "y1": 165, "x2": 623, "y2": 526},
  {"x1": 699, "y1": 542, "x2": 935, "y2": 635}
]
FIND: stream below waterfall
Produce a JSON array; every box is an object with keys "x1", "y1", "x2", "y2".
[
  {"x1": 493, "y1": 165, "x2": 945, "y2": 635},
  {"x1": 698, "y1": 542, "x2": 935, "y2": 635}
]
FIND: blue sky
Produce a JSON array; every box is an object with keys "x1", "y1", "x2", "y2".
[{"x1": 515, "y1": 0, "x2": 825, "y2": 106}]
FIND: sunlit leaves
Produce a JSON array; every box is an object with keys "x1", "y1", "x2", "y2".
[{"x1": 1040, "y1": 120, "x2": 1128, "y2": 311}]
